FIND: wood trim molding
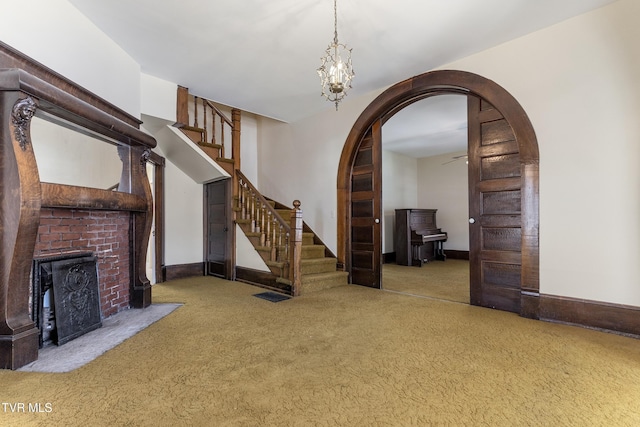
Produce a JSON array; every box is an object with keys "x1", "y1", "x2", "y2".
[
  {"x1": 337, "y1": 69, "x2": 539, "y2": 319},
  {"x1": 235, "y1": 267, "x2": 291, "y2": 294},
  {"x1": 163, "y1": 263, "x2": 204, "y2": 281},
  {"x1": 444, "y1": 250, "x2": 469, "y2": 260},
  {"x1": 540, "y1": 294, "x2": 640, "y2": 337},
  {"x1": 41, "y1": 182, "x2": 147, "y2": 212}
]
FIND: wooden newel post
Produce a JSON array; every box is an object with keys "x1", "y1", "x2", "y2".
[
  {"x1": 176, "y1": 85, "x2": 189, "y2": 127},
  {"x1": 289, "y1": 200, "x2": 303, "y2": 296}
]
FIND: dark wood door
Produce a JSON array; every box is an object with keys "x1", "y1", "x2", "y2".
[
  {"x1": 350, "y1": 120, "x2": 382, "y2": 288},
  {"x1": 467, "y1": 96, "x2": 522, "y2": 313},
  {"x1": 205, "y1": 179, "x2": 231, "y2": 279}
]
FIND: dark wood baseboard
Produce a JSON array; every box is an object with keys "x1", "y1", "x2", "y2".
[
  {"x1": 384, "y1": 250, "x2": 468, "y2": 263},
  {"x1": 539, "y1": 294, "x2": 640, "y2": 337},
  {"x1": 163, "y1": 262, "x2": 204, "y2": 281},
  {"x1": 235, "y1": 266, "x2": 291, "y2": 294},
  {"x1": 444, "y1": 250, "x2": 469, "y2": 260}
]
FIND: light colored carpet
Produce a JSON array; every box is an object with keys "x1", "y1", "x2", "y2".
[
  {"x1": 1, "y1": 277, "x2": 640, "y2": 426},
  {"x1": 18, "y1": 303, "x2": 181, "y2": 373},
  {"x1": 383, "y1": 259, "x2": 470, "y2": 303}
]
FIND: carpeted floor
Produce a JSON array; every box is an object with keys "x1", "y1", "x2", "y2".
[
  {"x1": 1, "y1": 276, "x2": 640, "y2": 426},
  {"x1": 383, "y1": 259, "x2": 470, "y2": 303}
]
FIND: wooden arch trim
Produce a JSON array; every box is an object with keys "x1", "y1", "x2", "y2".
[{"x1": 337, "y1": 70, "x2": 540, "y2": 317}]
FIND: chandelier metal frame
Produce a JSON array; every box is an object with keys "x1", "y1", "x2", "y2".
[{"x1": 317, "y1": 0, "x2": 354, "y2": 110}]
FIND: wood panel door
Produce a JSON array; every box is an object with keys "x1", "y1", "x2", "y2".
[
  {"x1": 205, "y1": 179, "x2": 231, "y2": 279},
  {"x1": 350, "y1": 120, "x2": 382, "y2": 288},
  {"x1": 468, "y1": 96, "x2": 522, "y2": 313}
]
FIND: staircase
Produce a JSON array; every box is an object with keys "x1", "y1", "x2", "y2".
[
  {"x1": 234, "y1": 173, "x2": 348, "y2": 295},
  {"x1": 176, "y1": 87, "x2": 347, "y2": 296}
]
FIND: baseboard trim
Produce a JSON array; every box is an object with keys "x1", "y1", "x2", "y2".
[
  {"x1": 235, "y1": 267, "x2": 291, "y2": 294},
  {"x1": 163, "y1": 263, "x2": 204, "y2": 281},
  {"x1": 382, "y1": 252, "x2": 396, "y2": 264},
  {"x1": 539, "y1": 294, "x2": 640, "y2": 337},
  {"x1": 445, "y1": 250, "x2": 469, "y2": 260}
]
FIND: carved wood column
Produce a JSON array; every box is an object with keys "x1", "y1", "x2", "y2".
[
  {"x1": 118, "y1": 146, "x2": 153, "y2": 308},
  {"x1": 0, "y1": 92, "x2": 41, "y2": 369}
]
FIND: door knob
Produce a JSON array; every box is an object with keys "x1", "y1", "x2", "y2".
[
  {"x1": 469, "y1": 218, "x2": 476, "y2": 224},
  {"x1": 374, "y1": 218, "x2": 380, "y2": 224}
]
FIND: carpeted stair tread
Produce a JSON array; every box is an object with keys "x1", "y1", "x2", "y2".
[
  {"x1": 275, "y1": 271, "x2": 348, "y2": 294},
  {"x1": 300, "y1": 257, "x2": 338, "y2": 274},
  {"x1": 300, "y1": 271, "x2": 349, "y2": 294},
  {"x1": 300, "y1": 245, "x2": 326, "y2": 259}
]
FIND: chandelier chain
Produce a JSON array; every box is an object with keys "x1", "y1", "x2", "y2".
[{"x1": 333, "y1": 0, "x2": 338, "y2": 45}]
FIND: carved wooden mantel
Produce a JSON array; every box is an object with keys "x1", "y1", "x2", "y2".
[{"x1": 0, "y1": 43, "x2": 156, "y2": 370}]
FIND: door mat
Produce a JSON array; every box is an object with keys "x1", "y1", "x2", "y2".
[{"x1": 253, "y1": 292, "x2": 291, "y2": 303}]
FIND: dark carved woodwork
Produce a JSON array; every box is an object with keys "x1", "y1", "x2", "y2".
[
  {"x1": 11, "y1": 96, "x2": 37, "y2": 150},
  {"x1": 0, "y1": 45, "x2": 157, "y2": 369},
  {"x1": 118, "y1": 146, "x2": 154, "y2": 308},
  {"x1": 41, "y1": 182, "x2": 147, "y2": 212},
  {"x1": 0, "y1": 91, "x2": 41, "y2": 369},
  {"x1": 337, "y1": 69, "x2": 539, "y2": 319},
  {"x1": 147, "y1": 151, "x2": 165, "y2": 284}
]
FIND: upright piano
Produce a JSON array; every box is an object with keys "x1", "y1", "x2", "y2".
[{"x1": 395, "y1": 209, "x2": 447, "y2": 267}]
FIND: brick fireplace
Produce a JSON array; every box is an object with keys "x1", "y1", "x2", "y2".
[
  {"x1": 1, "y1": 43, "x2": 155, "y2": 369},
  {"x1": 34, "y1": 208, "x2": 131, "y2": 319}
]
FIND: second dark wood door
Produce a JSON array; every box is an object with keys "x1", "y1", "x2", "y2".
[
  {"x1": 467, "y1": 96, "x2": 522, "y2": 313},
  {"x1": 205, "y1": 179, "x2": 231, "y2": 279},
  {"x1": 349, "y1": 120, "x2": 382, "y2": 288}
]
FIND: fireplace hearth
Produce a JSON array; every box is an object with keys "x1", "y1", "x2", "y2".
[{"x1": 32, "y1": 252, "x2": 102, "y2": 347}]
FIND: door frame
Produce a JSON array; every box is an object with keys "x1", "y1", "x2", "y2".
[{"x1": 337, "y1": 70, "x2": 540, "y2": 318}]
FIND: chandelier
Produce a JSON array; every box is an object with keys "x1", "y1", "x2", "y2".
[{"x1": 317, "y1": 0, "x2": 354, "y2": 110}]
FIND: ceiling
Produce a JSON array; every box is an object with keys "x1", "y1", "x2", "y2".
[
  {"x1": 68, "y1": 0, "x2": 617, "y2": 156},
  {"x1": 382, "y1": 95, "x2": 468, "y2": 158}
]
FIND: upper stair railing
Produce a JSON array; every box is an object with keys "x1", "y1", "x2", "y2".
[
  {"x1": 176, "y1": 86, "x2": 241, "y2": 174},
  {"x1": 236, "y1": 170, "x2": 302, "y2": 296}
]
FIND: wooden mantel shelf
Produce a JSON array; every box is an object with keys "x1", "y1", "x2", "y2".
[{"x1": 41, "y1": 183, "x2": 147, "y2": 212}]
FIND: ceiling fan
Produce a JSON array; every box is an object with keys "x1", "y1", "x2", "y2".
[{"x1": 441, "y1": 154, "x2": 468, "y2": 165}]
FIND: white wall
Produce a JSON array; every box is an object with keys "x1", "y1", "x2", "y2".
[
  {"x1": 417, "y1": 151, "x2": 469, "y2": 251},
  {"x1": 258, "y1": 90, "x2": 384, "y2": 253},
  {"x1": 30, "y1": 117, "x2": 122, "y2": 189},
  {"x1": 381, "y1": 150, "x2": 418, "y2": 253},
  {"x1": 440, "y1": 0, "x2": 640, "y2": 305},
  {"x1": 259, "y1": 0, "x2": 640, "y2": 307},
  {"x1": 162, "y1": 155, "x2": 204, "y2": 265},
  {"x1": 141, "y1": 74, "x2": 177, "y2": 122},
  {"x1": 0, "y1": 0, "x2": 141, "y2": 117}
]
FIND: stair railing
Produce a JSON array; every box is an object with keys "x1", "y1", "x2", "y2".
[
  {"x1": 236, "y1": 170, "x2": 302, "y2": 295},
  {"x1": 176, "y1": 86, "x2": 241, "y2": 170}
]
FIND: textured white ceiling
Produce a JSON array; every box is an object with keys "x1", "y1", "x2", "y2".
[
  {"x1": 382, "y1": 95, "x2": 468, "y2": 159},
  {"x1": 69, "y1": 0, "x2": 617, "y2": 124}
]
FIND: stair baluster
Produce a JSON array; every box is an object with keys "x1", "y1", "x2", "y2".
[
  {"x1": 193, "y1": 96, "x2": 199, "y2": 129},
  {"x1": 202, "y1": 98, "x2": 208, "y2": 143}
]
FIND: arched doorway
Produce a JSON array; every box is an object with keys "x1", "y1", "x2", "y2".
[{"x1": 337, "y1": 70, "x2": 539, "y2": 319}]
